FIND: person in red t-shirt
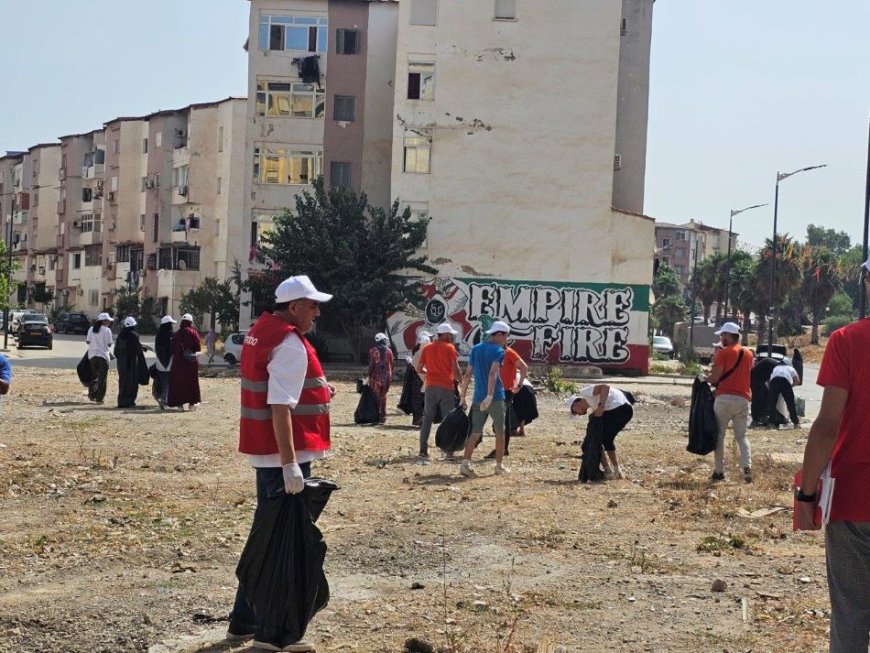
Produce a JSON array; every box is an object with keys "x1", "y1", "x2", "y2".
[
  {"x1": 797, "y1": 261, "x2": 870, "y2": 652},
  {"x1": 704, "y1": 322, "x2": 754, "y2": 482},
  {"x1": 484, "y1": 345, "x2": 528, "y2": 459},
  {"x1": 416, "y1": 323, "x2": 463, "y2": 462}
]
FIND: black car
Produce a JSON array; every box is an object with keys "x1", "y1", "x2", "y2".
[
  {"x1": 57, "y1": 311, "x2": 90, "y2": 334},
  {"x1": 17, "y1": 314, "x2": 53, "y2": 349}
]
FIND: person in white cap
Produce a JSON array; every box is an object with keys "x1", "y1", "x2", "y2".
[
  {"x1": 168, "y1": 313, "x2": 202, "y2": 410},
  {"x1": 229, "y1": 274, "x2": 334, "y2": 651},
  {"x1": 768, "y1": 357, "x2": 801, "y2": 429},
  {"x1": 416, "y1": 323, "x2": 462, "y2": 461},
  {"x1": 405, "y1": 331, "x2": 431, "y2": 426},
  {"x1": 703, "y1": 321, "x2": 754, "y2": 482},
  {"x1": 152, "y1": 315, "x2": 176, "y2": 409},
  {"x1": 796, "y1": 258, "x2": 870, "y2": 651},
  {"x1": 367, "y1": 332, "x2": 394, "y2": 425},
  {"x1": 567, "y1": 386, "x2": 633, "y2": 479},
  {"x1": 114, "y1": 316, "x2": 148, "y2": 408},
  {"x1": 85, "y1": 312, "x2": 115, "y2": 403},
  {"x1": 458, "y1": 320, "x2": 511, "y2": 476}
]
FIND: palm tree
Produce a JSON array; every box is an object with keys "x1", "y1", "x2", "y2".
[
  {"x1": 728, "y1": 252, "x2": 755, "y2": 345},
  {"x1": 756, "y1": 234, "x2": 802, "y2": 343},
  {"x1": 801, "y1": 246, "x2": 842, "y2": 344},
  {"x1": 690, "y1": 258, "x2": 719, "y2": 321}
]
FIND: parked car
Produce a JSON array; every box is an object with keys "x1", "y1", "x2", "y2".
[
  {"x1": 223, "y1": 332, "x2": 247, "y2": 365},
  {"x1": 9, "y1": 309, "x2": 40, "y2": 335},
  {"x1": 17, "y1": 314, "x2": 53, "y2": 349},
  {"x1": 754, "y1": 343, "x2": 788, "y2": 361},
  {"x1": 652, "y1": 335, "x2": 674, "y2": 359},
  {"x1": 56, "y1": 311, "x2": 90, "y2": 334}
]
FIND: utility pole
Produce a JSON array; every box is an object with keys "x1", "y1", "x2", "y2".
[{"x1": 3, "y1": 193, "x2": 15, "y2": 351}]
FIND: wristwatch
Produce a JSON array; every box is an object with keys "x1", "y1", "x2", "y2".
[{"x1": 794, "y1": 487, "x2": 817, "y2": 503}]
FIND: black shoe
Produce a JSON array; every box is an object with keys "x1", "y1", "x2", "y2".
[
  {"x1": 226, "y1": 620, "x2": 256, "y2": 642},
  {"x1": 710, "y1": 472, "x2": 725, "y2": 482}
]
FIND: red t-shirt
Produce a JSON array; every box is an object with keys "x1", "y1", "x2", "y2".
[
  {"x1": 713, "y1": 343, "x2": 753, "y2": 400},
  {"x1": 419, "y1": 340, "x2": 458, "y2": 391},
  {"x1": 500, "y1": 347, "x2": 522, "y2": 392},
  {"x1": 816, "y1": 319, "x2": 870, "y2": 522}
]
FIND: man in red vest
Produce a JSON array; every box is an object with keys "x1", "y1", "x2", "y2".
[{"x1": 228, "y1": 274, "x2": 333, "y2": 652}]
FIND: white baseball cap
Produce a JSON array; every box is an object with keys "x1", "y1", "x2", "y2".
[
  {"x1": 417, "y1": 331, "x2": 432, "y2": 344},
  {"x1": 97, "y1": 312, "x2": 114, "y2": 322},
  {"x1": 123, "y1": 316, "x2": 137, "y2": 327},
  {"x1": 714, "y1": 322, "x2": 741, "y2": 335},
  {"x1": 161, "y1": 315, "x2": 177, "y2": 324},
  {"x1": 275, "y1": 275, "x2": 333, "y2": 303},
  {"x1": 181, "y1": 313, "x2": 194, "y2": 322},
  {"x1": 436, "y1": 323, "x2": 458, "y2": 335},
  {"x1": 486, "y1": 320, "x2": 510, "y2": 335},
  {"x1": 374, "y1": 332, "x2": 388, "y2": 342},
  {"x1": 566, "y1": 394, "x2": 585, "y2": 415}
]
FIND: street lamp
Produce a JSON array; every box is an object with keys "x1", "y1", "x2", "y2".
[
  {"x1": 723, "y1": 203, "x2": 767, "y2": 319},
  {"x1": 767, "y1": 164, "x2": 828, "y2": 355}
]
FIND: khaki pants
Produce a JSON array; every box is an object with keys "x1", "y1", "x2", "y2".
[{"x1": 713, "y1": 394, "x2": 751, "y2": 474}]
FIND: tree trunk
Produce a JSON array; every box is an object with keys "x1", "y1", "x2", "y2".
[
  {"x1": 811, "y1": 315, "x2": 820, "y2": 345},
  {"x1": 741, "y1": 310, "x2": 751, "y2": 346}
]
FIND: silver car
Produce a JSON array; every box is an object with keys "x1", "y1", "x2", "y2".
[{"x1": 652, "y1": 335, "x2": 674, "y2": 359}]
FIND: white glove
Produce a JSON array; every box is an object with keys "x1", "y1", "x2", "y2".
[
  {"x1": 480, "y1": 395, "x2": 493, "y2": 411},
  {"x1": 282, "y1": 462, "x2": 305, "y2": 495}
]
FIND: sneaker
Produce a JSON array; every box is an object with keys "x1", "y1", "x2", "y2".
[
  {"x1": 793, "y1": 422, "x2": 801, "y2": 430},
  {"x1": 604, "y1": 469, "x2": 615, "y2": 480},
  {"x1": 416, "y1": 455, "x2": 430, "y2": 466},
  {"x1": 613, "y1": 466, "x2": 625, "y2": 479},
  {"x1": 710, "y1": 472, "x2": 725, "y2": 482},
  {"x1": 441, "y1": 450, "x2": 457, "y2": 461},
  {"x1": 252, "y1": 640, "x2": 315, "y2": 652},
  {"x1": 157, "y1": 400, "x2": 166, "y2": 411},
  {"x1": 494, "y1": 464, "x2": 510, "y2": 475},
  {"x1": 459, "y1": 461, "x2": 477, "y2": 477},
  {"x1": 743, "y1": 467, "x2": 753, "y2": 483}
]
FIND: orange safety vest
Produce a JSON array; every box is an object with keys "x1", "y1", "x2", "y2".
[{"x1": 238, "y1": 312, "x2": 331, "y2": 455}]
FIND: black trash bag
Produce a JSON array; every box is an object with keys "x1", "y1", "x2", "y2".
[
  {"x1": 792, "y1": 348, "x2": 803, "y2": 382},
  {"x1": 435, "y1": 406, "x2": 470, "y2": 452},
  {"x1": 235, "y1": 479, "x2": 338, "y2": 648},
  {"x1": 354, "y1": 384, "x2": 380, "y2": 425},
  {"x1": 621, "y1": 389, "x2": 637, "y2": 405},
  {"x1": 750, "y1": 357, "x2": 782, "y2": 425},
  {"x1": 687, "y1": 378, "x2": 718, "y2": 455},
  {"x1": 512, "y1": 385, "x2": 539, "y2": 427},
  {"x1": 76, "y1": 353, "x2": 93, "y2": 386},
  {"x1": 397, "y1": 365, "x2": 415, "y2": 415},
  {"x1": 578, "y1": 417, "x2": 606, "y2": 482}
]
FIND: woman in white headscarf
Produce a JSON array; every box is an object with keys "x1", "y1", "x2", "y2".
[{"x1": 367, "y1": 332, "x2": 394, "y2": 425}]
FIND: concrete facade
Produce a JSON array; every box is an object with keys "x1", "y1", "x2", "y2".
[
  {"x1": 387, "y1": 0, "x2": 656, "y2": 371},
  {"x1": 655, "y1": 220, "x2": 737, "y2": 288}
]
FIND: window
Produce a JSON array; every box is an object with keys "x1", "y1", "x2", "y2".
[
  {"x1": 621, "y1": 18, "x2": 628, "y2": 35},
  {"x1": 613, "y1": 154, "x2": 622, "y2": 171},
  {"x1": 216, "y1": 177, "x2": 222, "y2": 195},
  {"x1": 674, "y1": 265, "x2": 683, "y2": 276},
  {"x1": 112, "y1": 141, "x2": 119, "y2": 155},
  {"x1": 255, "y1": 81, "x2": 325, "y2": 118},
  {"x1": 32, "y1": 189, "x2": 38, "y2": 207},
  {"x1": 495, "y1": 0, "x2": 516, "y2": 19},
  {"x1": 175, "y1": 246, "x2": 200, "y2": 271},
  {"x1": 405, "y1": 203, "x2": 430, "y2": 248},
  {"x1": 153, "y1": 213, "x2": 159, "y2": 244},
  {"x1": 330, "y1": 162, "x2": 352, "y2": 189},
  {"x1": 72, "y1": 253, "x2": 81, "y2": 269},
  {"x1": 131, "y1": 248, "x2": 144, "y2": 271},
  {"x1": 139, "y1": 214, "x2": 146, "y2": 231},
  {"x1": 253, "y1": 147, "x2": 323, "y2": 185},
  {"x1": 155, "y1": 132, "x2": 162, "y2": 147},
  {"x1": 336, "y1": 29, "x2": 359, "y2": 54},
  {"x1": 88, "y1": 289, "x2": 99, "y2": 306},
  {"x1": 142, "y1": 138, "x2": 148, "y2": 154},
  {"x1": 408, "y1": 63, "x2": 435, "y2": 100},
  {"x1": 333, "y1": 95, "x2": 355, "y2": 121},
  {"x1": 85, "y1": 245, "x2": 101, "y2": 267},
  {"x1": 410, "y1": 0, "x2": 437, "y2": 26},
  {"x1": 259, "y1": 15, "x2": 328, "y2": 52},
  {"x1": 675, "y1": 231, "x2": 686, "y2": 241},
  {"x1": 403, "y1": 132, "x2": 431, "y2": 173},
  {"x1": 82, "y1": 187, "x2": 92, "y2": 203},
  {"x1": 48, "y1": 256, "x2": 55, "y2": 271},
  {"x1": 251, "y1": 213, "x2": 278, "y2": 249},
  {"x1": 172, "y1": 165, "x2": 189, "y2": 190},
  {"x1": 660, "y1": 237, "x2": 670, "y2": 248},
  {"x1": 141, "y1": 176, "x2": 149, "y2": 192},
  {"x1": 80, "y1": 213, "x2": 101, "y2": 233},
  {"x1": 158, "y1": 247, "x2": 172, "y2": 270},
  {"x1": 218, "y1": 126, "x2": 224, "y2": 152},
  {"x1": 116, "y1": 245, "x2": 131, "y2": 263}
]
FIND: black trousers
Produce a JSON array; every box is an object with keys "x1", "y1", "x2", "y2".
[
  {"x1": 768, "y1": 377, "x2": 798, "y2": 426},
  {"x1": 593, "y1": 403, "x2": 634, "y2": 452}
]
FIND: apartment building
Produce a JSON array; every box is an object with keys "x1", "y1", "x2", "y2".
[
  {"x1": 386, "y1": 0, "x2": 656, "y2": 373},
  {"x1": 0, "y1": 152, "x2": 28, "y2": 305},
  {"x1": 655, "y1": 220, "x2": 737, "y2": 288},
  {"x1": 3, "y1": 98, "x2": 247, "y2": 324},
  {"x1": 241, "y1": 0, "x2": 398, "y2": 323}
]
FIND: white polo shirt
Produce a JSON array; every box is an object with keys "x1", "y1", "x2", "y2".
[
  {"x1": 770, "y1": 365, "x2": 799, "y2": 385},
  {"x1": 579, "y1": 385, "x2": 629, "y2": 412}
]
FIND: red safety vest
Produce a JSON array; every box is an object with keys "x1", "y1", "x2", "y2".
[{"x1": 238, "y1": 312, "x2": 331, "y2": 455}]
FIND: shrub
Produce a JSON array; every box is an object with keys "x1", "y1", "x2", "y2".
[
  {"x1": 544, "y1": 366, "x2": 576, "y2": 393},
  {"x1": 823, "y1": 315, "x2": 853, "y2": 337}
]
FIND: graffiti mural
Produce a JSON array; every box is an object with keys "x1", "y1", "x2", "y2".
[{"x1": 387, "y1": 278, "x2": 650, "y2": 373}]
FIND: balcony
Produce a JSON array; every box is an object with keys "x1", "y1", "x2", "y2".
[
  {"x1": 13, "y1": 239, "x2": 28, "y2": 253},
  {"x1": 13, "y1": 211, "x2": 28, "y2": 225},
  {"x1": 170, "y1": 227, "x2": 200, "y2": 243},
  {"x1": 84, "y1": 164, "x2": 105, "y2": 179}
]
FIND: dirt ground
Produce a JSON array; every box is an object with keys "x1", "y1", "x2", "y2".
[{"x1": 0, "y1": 365, "x2": 833, "y2": 653}]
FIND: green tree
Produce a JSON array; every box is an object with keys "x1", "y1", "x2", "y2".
[
  {"x1": 653, "y1": 294, "x2": 687, "y2": 340},
  {"x1": 806, "y1": 224, "x2": 851, "y2": 256},
  {"x1": 689, "y1": 255, "x2": 724, "y2": 322},
  {"x1": 32, "y1": 286, "x2": 54, "y2": 311},
  {"x1": 756, "y1": 235, "x2": 802, "y2": 342},
  {"x1": 800, "y1": 246, "x2": 842, "y2": 344},
  {"x1": 839, "y1": 244, "x2": 865, "y2": 310},
  {"x1": 827, "y1": 291, "x2": 854, "y2": 319},
  {"x1": 113, "y1": 287, "x2": 140, "y2": 322},
  {"x1": 0, "y1": 240, "x2": 19, "y2": 314},
  {"x1": 652, "y1": 263, "x2": 680, "y2": 299},
  {"x1": 728, "y1": 252, "x2": 756, "y2": 344},
  {"x1": 261, "y1": 178, "x2": 436, "y2": 362},
  {"x1": 178, "y1": 277, "x2": 240, "y2": 334}
]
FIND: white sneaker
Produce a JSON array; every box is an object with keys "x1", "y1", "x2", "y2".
[
  {"x1": 614, "y1": 466, "x2": 625, "y2": 479},
  {"x1": 460, "y1": 461, "x2": 477, "y2": 477},
  {"x1": 604, "y1": 469, "x2": 615, "y2": 480},
  {"x1": 494, "y1": 464, "x2": 510, "y2": 475},
  {"x1": 416, "y1": 455, "x2": 430, "y2": 466}
]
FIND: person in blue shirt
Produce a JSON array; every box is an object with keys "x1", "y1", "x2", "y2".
[
  {"x1": 0, "y1": 353, "x2": 12, "y2": 396},
  {"x1": 458, "y1": 320, "x2": 510, "y2": 477}
]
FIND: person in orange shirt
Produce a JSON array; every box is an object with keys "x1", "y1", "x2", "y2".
[
  {"x1": 704, "y1": 322, "x2": 754, "y2": 482},
  {"x1": 484, "y1": 345, "x2": 528, "y2": 459},
  {"x1": 416, "y1": 323, "x2": 463, "y2": 462}
]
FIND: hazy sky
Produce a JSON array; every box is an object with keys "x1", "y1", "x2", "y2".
[{"x1": 1, "y1": 1, "x2": 868, "y2": 249}]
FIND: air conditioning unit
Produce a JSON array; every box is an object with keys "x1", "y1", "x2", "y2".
[
  {"x1": 108, "y1": 222, "x2": 116, "y2": 231},
  {"x1": 72, "y1": 220, "x2": 79, "y2": 228},
  {"x1": 178, "y1": 185, "x2": 188, "y2": 196},
  {"x1": 145, "y1": 179, "x2": 155, "y2": 189},
  {"x1": 107, "y1": 191, "x2": 116, "y2": 201}
]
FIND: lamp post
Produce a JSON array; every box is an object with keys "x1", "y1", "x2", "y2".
[
  {"x1": 723, "y1": 203, "x2": 767, "y2": 319},
  {"x1": 3, "y1": 193, "x2": 15, "y2": 351},
  {"x1": 767, "y1": 164, "x2": 828, "y2": 355}
]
